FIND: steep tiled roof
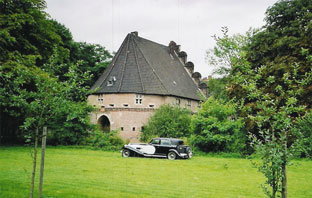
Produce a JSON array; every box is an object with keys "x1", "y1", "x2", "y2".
[{"x1": 91, "y1": 32, "x2": 201, "y2": 101}]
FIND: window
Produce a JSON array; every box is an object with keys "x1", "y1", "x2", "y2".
[
  {"x1": 121, "y1": 127, "x2": 124, "y2": 131},
  {"x1": 160, "y1": 139, "x2": 170, "y2": 145},
  {"x1": 98, "y1": 94, "x2": 104, "y2": 104},
  {"x1": 132, "y1": 127, "x2": 136, "y2": 131},
  {"x1": 123, "y1": 104, "x2": 129, "y2": 107},
  {"x1": 187, "y1": 100, "x2": 191, "y2": 107},
  {"x1": 135, "y1": 94, "x2": 142, "y2": 105},
  {"x1": 141, "y1": 126, "x2": 145, "y2": 131},
  {"x1": 107, "y1": 76, "x2": 116, "y2": 86},
  {"x1": 149, "y1": 104, "x2": 155, "y2": 108},
  {"x1": 109, "y1": 104, "x2": 114, "y2": 107},
  {"x1": 176, "y1": 98, "x2": 180, "y2": 106},
  {"x1": 150, "y1": 139, "x2": 160, "y2": 144}
]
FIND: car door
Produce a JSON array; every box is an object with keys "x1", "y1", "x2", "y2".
[
  {"x1": 157, "y1": 139, "x2": 171, "y2": 155},
  {"x1": 150, "y1": 138, "x2": 161, "y2": 154}
]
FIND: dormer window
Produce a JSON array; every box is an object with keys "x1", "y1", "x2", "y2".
[{"x1": 107, "y1": 76, "x2": 116, "y2": 86}]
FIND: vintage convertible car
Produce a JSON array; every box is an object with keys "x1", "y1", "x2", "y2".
[{"x1": 121, "y1": 138, "x2": 192, "y2": 160}]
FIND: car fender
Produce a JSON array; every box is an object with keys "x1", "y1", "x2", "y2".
[
  {"x1": 168, "y1": 149, "x2": 181, "y2": 157},
  {"x1": 123, "y1": 145, "x2": 145, "y2": 155}
]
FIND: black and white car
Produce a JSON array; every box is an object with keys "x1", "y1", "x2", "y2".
[{"x1": 121, "y1": 138, "x2": 192, "y2": 160}]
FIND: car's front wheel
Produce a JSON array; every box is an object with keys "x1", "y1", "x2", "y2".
[
  {"x1": 168, "y1": 151, "x2": 176, "y2": 160},
  {"x1": 122, "y1": 149, "x2": 131, "y2": 157}
]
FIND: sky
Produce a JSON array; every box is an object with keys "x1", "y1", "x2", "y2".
[{"x1": 45, "y1": 0, "x2": 278, "y2": 78}]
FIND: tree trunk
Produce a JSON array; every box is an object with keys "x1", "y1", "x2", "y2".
[
  {"x1": 272, "y1": 168, "x2": 276, "y2": 198},
  {"x1": 38, "y1": 126, "x2": 47, "y2": 198},
  {"x1": 281, "y1": 139, "x2": 287, "y2": 198},
  {"x1": 30, "y1": 128, "x2": 39, "y2": 198}
]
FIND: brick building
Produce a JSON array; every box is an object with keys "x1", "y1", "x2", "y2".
[{"x1": 88, "y1": 32, "x2": 207, "y2": 142}]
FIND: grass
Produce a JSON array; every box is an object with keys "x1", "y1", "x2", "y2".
[{"x1": 0, "y1": 147, "x2": 311, "y2": 198}]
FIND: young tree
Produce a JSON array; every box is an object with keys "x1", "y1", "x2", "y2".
[
  {"x1": 22, "y1": 62, "x2": 94, "y2": 197},
  {"x1": 237, "y1": 61, "x2": 311, "y2": 198}
]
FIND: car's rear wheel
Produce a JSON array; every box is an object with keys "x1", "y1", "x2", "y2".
[
  {"x1": 122, "y1": 149, "x2": 130, "y2": 157},
  {"x1": 168, "y1": 151, "x2": 176, "y2": 160}
]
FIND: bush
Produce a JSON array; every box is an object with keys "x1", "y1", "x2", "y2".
[
  {"x1": 86, "y1": 130, "x2": 125, "y2": 151},
  {"x1": 191, "y1": 97, "x2": 245, "y2": 153},
  {"x1": 140, "y1": 105, "x2": 192, "y2": 142}
]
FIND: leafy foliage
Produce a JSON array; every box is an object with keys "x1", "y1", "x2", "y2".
[
  {"x1": 203, "y1": 1, "x2": 312, "y2": 197},
  {"x1": 20, "y1": 58, "x2": 95, "y2": 145},
  {"x1": 0, "y1": 0, "x2": 63, "y2": 66},
  {"x1": 243, "y1": 0, "x2": 312, "y2": 108},
  {"x1": 292, "y1": 111, "x2": 312, "y2": 158},
  {"x1": 191, "y1": 97, "x2": 245, "y2": 153},
  {"x1": 0, "y1": 0, "x2": 112, "y2": 144},
  {"x1": 240, "y1": 61, "x2": 311, "y2": 197},
  {"x1": 140, "y1": 105, "x2": 192, "y2": 142},
  {"x1": 86, "y1": 130, "x2": 125, "y2": 151},
  {"x1": 206, "y1": 26, "x2": 252, "y2": 77},
  {"x1": 206, "y1": 77, "x2": 229, "y2": 101},
  {"x1": 70, "y1": 42, "x2": 112, "y2": 87}
]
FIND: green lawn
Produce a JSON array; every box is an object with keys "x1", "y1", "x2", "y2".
[{"x1": 0, "y1": 147, "x2": 311, "y2": 198}]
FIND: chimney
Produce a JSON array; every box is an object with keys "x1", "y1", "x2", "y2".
[
  {"x1": 169, "y1": 41, "x2": 180, "y2": 55},
  {"x1": 178, "y1": 51, "x2": 187, "y2": 64},
  {"x1": 192, "y1": 72, "x2": 201, "y2": 85},
  {"x1": 131, "y1": 31, "x2": 138, "y2": 36},
  {"x1": 199, "y1": 82, "x2": 209, "y2": 97},
  {"x1": 185, "y1": 61, "x2": 194, "y2": 74}
]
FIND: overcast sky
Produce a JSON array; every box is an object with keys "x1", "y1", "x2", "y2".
[{"x1": 45, "y1": 0, "x2": 278, "y2": 77}]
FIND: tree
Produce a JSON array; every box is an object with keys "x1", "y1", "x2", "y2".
[
  {"x1": 0, "y1": 0, "x2": 112, "y2": 144},
  {"x1": 191, "y1": 97, "x2": 245, "y2": 153},
  {"x1": 206, "y1": 26, "x2": 252, "y2": 77},
  {"x1": 223, "y1": 0, "x2": 312, "y2": 135},
  {"x1": 0, "y1": 0, "x2": 63, "y2": 143},
  {"x1": 237, "y1": 61, "x2": 311, "y2": 198},
  {"x1": 243, "y1": 0, "x2": 312, "y2": 108},
  {"x1": 0, "y1": 0, "x2": 63, "y2": 66},
  {"x1": 205, "y1": 1, "x2": 312, "y2": 197},
  {"x1": 206, "y1": 77, "x2": 229, "y2": 101},
  {"x1": 140, "y1": 105, "x2": 192, "y2": 142},
  {"x1": 70, "y1": 42, "x2": 112, "y2": 87},
  {"x1": 21, "y1": 62, "x2": 94, "y2": 198},
  {"x1": 47, "y1": 21, "x2": 113, "y2": 86}
]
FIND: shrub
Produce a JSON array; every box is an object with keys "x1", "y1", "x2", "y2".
[
  {"x1": 140, "y1": 105, "x2": 192, "y2": 142},
  {"x1": 86, "y1": 130, "x2": 125, "y2": 151},
  {"x1": 191, "y1": 97, "x2": 245, "y2": 153}
]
